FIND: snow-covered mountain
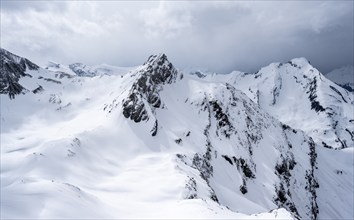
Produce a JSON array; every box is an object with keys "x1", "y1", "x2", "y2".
[
  {"x1": 45, "y1": 61, "x2": 136, "y2": 78},
  {"x1": 1, "y1": 49, "x2": 353, "y2": 219},
  {"x1": 67, "y1": 63, "x2": 135, "y2": 77},
  {"x1": 199, "y1": 58, "x2": 353, "y2": 150},
  {"x1": 326, "y1": 65, "x2": 354, "y2": 92}
]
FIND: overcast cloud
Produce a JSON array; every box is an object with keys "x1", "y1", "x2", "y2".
[{"x1": 1, "y1": 1, "x2": 353, "y2": 73}]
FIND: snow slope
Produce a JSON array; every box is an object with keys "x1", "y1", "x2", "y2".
[
  {"x1": 1, "y1": 49, "x2": 353, "y2": 219},
  {"x1": 326, "y1": 65, "x2": 354, "y2": 92}
]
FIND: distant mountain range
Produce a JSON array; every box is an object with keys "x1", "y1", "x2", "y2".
[{"x1": 1, "y1": 48, "x2": 353, "y2": 219}]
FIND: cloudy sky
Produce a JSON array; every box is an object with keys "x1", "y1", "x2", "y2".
[{"x1": 1, "y1": 1, "x2": 353, "y2": 73}]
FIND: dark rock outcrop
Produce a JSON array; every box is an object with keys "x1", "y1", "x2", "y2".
[
  {"x1": 0, "y1": 48, "x2": 39, "y2": 99},
  {"x1": 307, "y1": 77, "x2": 325, "y2": 112},
  {"x1": 122, "y1": 54, "x2": 180, "y2": 125}
]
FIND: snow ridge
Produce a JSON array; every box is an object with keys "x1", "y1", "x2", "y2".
[{"x1": 213, "y1": 58, "x2": 353, "y2": 149}]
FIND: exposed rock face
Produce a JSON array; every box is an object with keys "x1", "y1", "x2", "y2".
[
  {"x1": 0, "y1": 48, "x2": 39, "y2": 99},
  {"x1": 307, "y1": 77, "x2": 325, "y2": 112},
  {"x1": 122, "y1": 54, "x2": 180, "y2": 134}
]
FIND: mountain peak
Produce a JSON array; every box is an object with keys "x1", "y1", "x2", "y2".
[
  {"x1": 287, "y1": 57, "x2": 311, "y2": 68},
  {"x1": 144, "y1": 53, "x2": 169, "y2": 66},
  {"x1": 138, "y1": 53, "x2": 179, "y2": 85},
  {"x1": 122, "y1": 54, "x2": 180, "y2": 126}
]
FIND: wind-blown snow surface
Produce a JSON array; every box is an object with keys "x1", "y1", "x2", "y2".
[{"x1": 1, "y1": 50, "x2": 353, "y2": 219}]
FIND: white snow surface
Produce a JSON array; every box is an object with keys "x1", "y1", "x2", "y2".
[{"x1": 1, "y1": 54, "x2": 353, "y2": 219}]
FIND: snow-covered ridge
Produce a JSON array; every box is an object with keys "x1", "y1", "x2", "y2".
[
  {"x1": 1, "y1": 51, "x2": 353, "y2": 219},
  {"x1": 0, "y1": 48, "x2": 39, "y2": 68},
  {"x1": 196, "y1": 58, "x2": 353, "y2": 149},
  {"x1": 45, "y1": 61, "x2": 135, "y2": 77},
  {"x1": 68, "y1": 63, "x2": 134, "y2": 77},
  {"x1": 0, "y1": 48, "x2": 39, "y2": 98}
]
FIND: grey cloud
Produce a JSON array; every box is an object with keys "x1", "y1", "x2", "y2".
[
  {"x1": 1, "y1": 1, "x2": 67, "y2": 12},
  {"x1": 1, "y1": 1, "x2": 352, "y2": 74}
]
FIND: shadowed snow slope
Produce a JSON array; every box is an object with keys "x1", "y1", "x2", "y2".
[{"x1": 1, "y1": 49, "x2": 353, "y2": 219}]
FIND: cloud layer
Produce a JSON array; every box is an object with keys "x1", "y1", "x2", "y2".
[{"x1": 1, "y1": 1, "x2": 353, "y2": 73}]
